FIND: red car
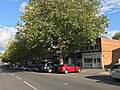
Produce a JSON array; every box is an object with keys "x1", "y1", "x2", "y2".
[{"x1": 58, "y1": 64, "x2": 82, "y2": 74}]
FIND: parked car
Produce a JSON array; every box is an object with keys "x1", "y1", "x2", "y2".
[
  {"x1": 110, "y1": 63, "x2": 120, "y2": 80},
  {"x1": 58, "y1": 64, "x2": 82, "y2": 74},
  {"x1": 40, "y1": 62, "x2": 57, "y2": 73}
]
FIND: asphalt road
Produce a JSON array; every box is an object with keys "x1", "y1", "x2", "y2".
[{"x1": 0, "y1": 63, "x2": 120, "y2": 90}]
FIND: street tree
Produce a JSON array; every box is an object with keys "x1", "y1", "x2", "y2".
[
  {"x1": 112, "y1": 32, "x2": 120, "y2": 40},
  {"x1": 2, "y1": 40, "x2": 17, "y2": 63},
  {"x1": 16, "y1": 0, "x2": 109, "y2": 64}
]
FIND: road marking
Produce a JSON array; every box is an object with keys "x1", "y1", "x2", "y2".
[
  {"x1": 64, "y1": 83, "x2": 68, "y2": 85},
  {"x1": 24, "y1": 81, "x2": 38, "y2": 90},
  {"x1": 15, "y1": 76, "x2": 21, "y2": 80},
  {"x1": 11, "y1": 73, "x2": 15, "y2": 76}
]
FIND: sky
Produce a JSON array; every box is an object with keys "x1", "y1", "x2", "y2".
[{"x1": 0, "y1": 0, "x2": 120, "y2": 53}]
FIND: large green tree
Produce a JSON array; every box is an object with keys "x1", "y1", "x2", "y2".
[
  {"x1": 112, "y1": 32, "x2": 120, "y2": 40},
  {"x1": 16, "y1": 0, "x2": 109, "y2": 64}
]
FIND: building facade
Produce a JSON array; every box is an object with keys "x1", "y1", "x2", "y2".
[
  {"x1": 67, "y1": 37, "x2": 120, "y2": 69},
  {"x1": 101, "y1": 37, "x2": 120, "y2": 68}
]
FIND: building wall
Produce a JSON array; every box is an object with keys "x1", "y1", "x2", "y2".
[
  {"x1": 80, "y1": 38, "x2": 101, "y2": 52},
  {"x1": 101, "y1": 37, "x2": 120, "y2": 68},
  {"x1": 66, "y1": 37, "x2": 120, "y2": 69}
]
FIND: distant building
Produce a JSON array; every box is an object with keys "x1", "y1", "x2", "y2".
[{"x1": 67, "y1": 37, "x2": 120, "y2": 69}]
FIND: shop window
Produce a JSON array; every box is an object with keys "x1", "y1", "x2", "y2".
[
  {"x1": 97, "y1": 58, "x2": 101, "y2": 63},
  {"x1": 77, "y1": 54, "x2": 82, "y2": 59},
  {"x1": 84, "y1": 58, "x2": 92, "y2": 63},
  {"x1": 94, "y1": 59, "x2": 96, "y2": 63},
  {"x1": 84, "y1": 58, "x2": 93, "y2": 67}
]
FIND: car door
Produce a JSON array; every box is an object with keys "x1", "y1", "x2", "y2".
[{"x1": 67, "y1": 64, "x2": 75, "y2": 72}]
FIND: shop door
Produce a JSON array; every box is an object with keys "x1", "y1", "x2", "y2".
[{"x1": 93, "y1": 58, "x2": 101, "y2": 68}]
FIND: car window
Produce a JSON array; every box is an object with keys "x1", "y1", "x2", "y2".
[
  {"x1": 67, "y1": 64, "x2": 76, "y2": 66},
  {"x1": 54, "y1": 64, "x2": 58, "y2": 67},
  {"x1": 112, "y1": 64, "x2": 120, "y2": 69},
  {"x1": 49, "y1": 63, "x2": 53, "y2": 66}
]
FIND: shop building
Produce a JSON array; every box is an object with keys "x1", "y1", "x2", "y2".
[{"x1": 67, "y1": 37, "x2": 120, "y2": 69}]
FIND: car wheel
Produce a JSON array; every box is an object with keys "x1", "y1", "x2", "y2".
[
  {"x1": 78, "y1": 69, "x2": 81, "y2": 73},
  {"x1": 65, "y1": 70, "x2": 68, "y2": 74},
  {"x1": 48, "y1": 69, "x2": 52, "y2": 73}
]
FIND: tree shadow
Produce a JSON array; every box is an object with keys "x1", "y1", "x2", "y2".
[
  {"x1": 0, "y1": 64, "x2": 59, "y2": 74},
  {"x1": 0, "y1": 64, "x2": 23, "y2": 73},
  {"x1": 85, "y1": 75, "x2": 120, "y2": 86}
]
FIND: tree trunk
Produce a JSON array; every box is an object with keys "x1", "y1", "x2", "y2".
[{"x1": 59, "y1": 48, "x2": 63, "y2": 65}]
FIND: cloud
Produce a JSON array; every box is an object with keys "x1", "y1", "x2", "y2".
[
  {"x1": 19, "y1": 2, "x2": 27, "y2": 13},
  {"x1": 104, "y1": 30, "x2": 120, "y2": 39},
  {"x1": 0, "y1": 26, "x2": 17, "y2": 52},
  {"x1": 101, "y1": 0, "x2": 120, "y2": 15}
]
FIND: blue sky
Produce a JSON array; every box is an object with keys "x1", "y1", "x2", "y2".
[
  {"x1": 0, "y1": 0, "x2": 120, "y2": 53},
  {"x1": 0, "y1": 0, "x2": 28, "y2": 27},
  {"x1": 0, "y1": 0, "x2": 28, "y2": 53},
  {"x1": 101, "y1": 0, "x2": 120, "y2": 38}
]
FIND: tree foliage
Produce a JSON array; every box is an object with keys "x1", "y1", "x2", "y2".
[
  {"x1": 112, "y1": 32, "x2": 120, "y2": 40},
  {"x1": 3, "y1": 0, "x2": 109, "y2": 64}
]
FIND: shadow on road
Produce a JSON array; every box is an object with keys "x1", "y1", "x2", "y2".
[
  {"x1": 85, "y1": 75, "x2": 120, "y2": 86},
  {"x1": 0, "y1": 64, "x2": 56, "y2": 74},
  {"x1": 0, "y1": 64, "x2": 22, "y2": 73}
]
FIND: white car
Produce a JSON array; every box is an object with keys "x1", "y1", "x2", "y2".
[{"x1": 110, "y1": 63, "x2": 120, "y2": 80}]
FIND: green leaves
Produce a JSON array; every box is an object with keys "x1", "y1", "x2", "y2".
[
  {"x1": 112, "y1": 32, "x2": 120, "y2": 40},
  {"x1": 3, "y1": 0, "x2": 109, "y2": 64}
]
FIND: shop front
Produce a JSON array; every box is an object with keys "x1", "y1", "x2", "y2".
[{"x1": 82, "y1": 52, "x2": 102, "y2": 68}]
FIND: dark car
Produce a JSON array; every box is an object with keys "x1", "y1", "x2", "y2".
[
  {"x1": 40, "y1": 62, "x2": 57, "y2": 73},
  {"x1": 58, "y1": 64, "x2": 82, "y2": 74}
]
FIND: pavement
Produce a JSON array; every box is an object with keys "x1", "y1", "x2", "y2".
[{"x1": 82, "y1": 69, "x2": 110, "y2": 75}]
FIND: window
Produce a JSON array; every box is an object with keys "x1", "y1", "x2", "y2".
[
  {"x1": 84, "y1": 58, "x2": 92, "y2": 63},
  {"x1": 84, "y1": 46, "x2": 88, "y2": 51},
  {"x1": 97, "y1": 58, "x2": 101, "y2": 63},
  {"x1": 89, "y1": 46, "x2": 94, "y2": 51},
  {"x1": 67, "y1": 64, "x2": 75, "y2": 66},
  {"x1": 112, "y1": 64, "x2": 120, "y2": 69},
  {"x1": 77, "y1": 55, "x2": 82, "y2": 58},
  {"x1": 95, "y1": 45, "x2": 99, "y2": 50}
]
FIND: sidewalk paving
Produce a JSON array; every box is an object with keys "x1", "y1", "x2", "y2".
[{"x1": 82, "y1": 69, "x2": 110, "y2": 75}]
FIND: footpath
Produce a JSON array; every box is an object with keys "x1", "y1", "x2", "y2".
[{"x1": 82, "y1": 69, "x2": 110, "y2": 75}]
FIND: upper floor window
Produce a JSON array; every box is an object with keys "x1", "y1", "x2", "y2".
[
  {"x1": 84, "y1": 46, "x2": 89, "y2": 51},
  {"x1": 95, "y1": 45, "x2": 99, "y2": 50},
  {"x1": 89, "y1": 46, "x2": 94, "y2": 51}
]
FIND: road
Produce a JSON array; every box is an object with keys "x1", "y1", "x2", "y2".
[{"x1": 0, "y1": 63, "x2": 120, "y2": 90}]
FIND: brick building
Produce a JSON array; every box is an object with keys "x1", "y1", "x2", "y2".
[
  {"x1": 67, "y1": 37, "x2": 120, "y2": 69},
  {"x1": 101, "y1": 37, "x2": 120, "y2": 68}
]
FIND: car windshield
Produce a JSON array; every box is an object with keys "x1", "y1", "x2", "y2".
[
  {"x1": 112, "y1": 64, "x2": 120, "y2": 69},
  {"x1": 67, "y1": 64, "x2": 76, "y2": 66}
]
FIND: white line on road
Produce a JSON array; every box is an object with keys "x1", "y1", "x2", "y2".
[
  {"x1": 10, "y1": 73, "x2": 15, "y2": 76},
  {"x1": 64, "y1": 83, "x2": 68, "y2": 85},
  {"x1": 15, "y1": 76, "x2": 22, "y2": 80},
  {"x1": 24, "y1": 81, "x2": 38, "y2": 90}
]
